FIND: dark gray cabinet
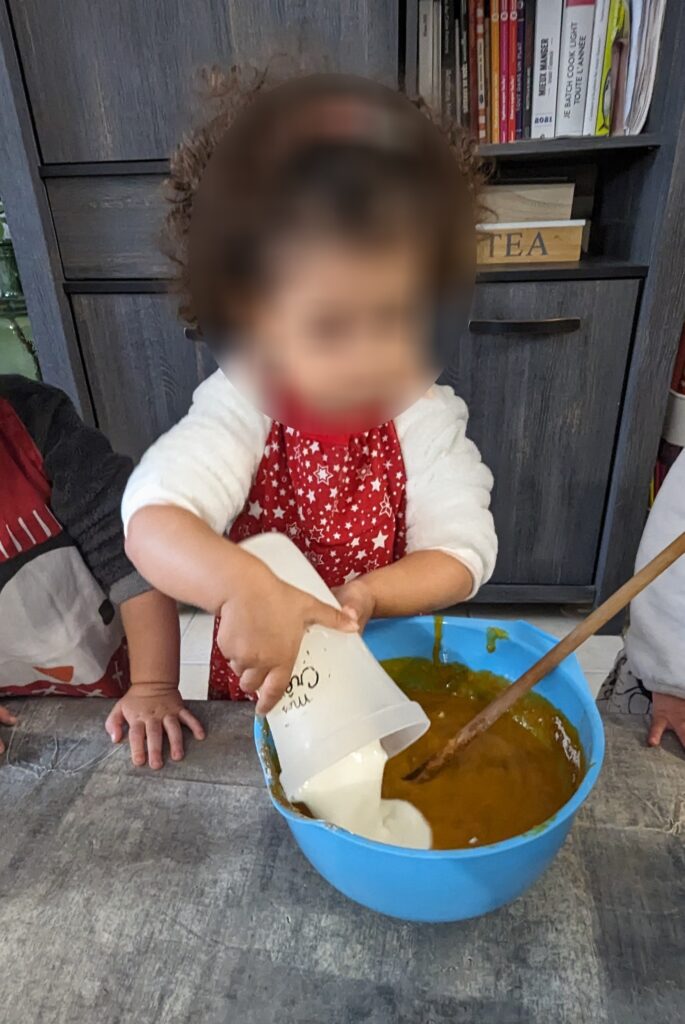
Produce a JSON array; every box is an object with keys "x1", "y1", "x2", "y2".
[
  {"x1": 443, "y1": 280, "x2": 639, "y2": 587},
  {"x1": 47, "y1": 177, "x2": 169, "y2": 279},
  {"x1": 10, "y1": 0, "x2": 398, "y2": 162},
  {"x1": 73, "y1": 293, "x2": 215, "y2": 459}
]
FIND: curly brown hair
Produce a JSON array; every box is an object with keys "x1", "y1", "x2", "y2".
[{"x1": 165, "y1": 66, "x2": 484, "y2": 336}]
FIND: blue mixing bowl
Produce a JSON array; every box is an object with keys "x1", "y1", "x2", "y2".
[{"x1": 254, "y1": 616, "x2": 604, "y2": 922}]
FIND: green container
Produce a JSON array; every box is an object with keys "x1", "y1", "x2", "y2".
[
  {"x1": 0, "y1": 239, "x2": 22, "y2": 300},
  {"x1": 0, "y1": 300, "x2": 40, "y2": 378}
]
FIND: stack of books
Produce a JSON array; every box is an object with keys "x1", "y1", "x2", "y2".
[
  {"x1": 417, "y1": 0, "x2": 666, "y2": 142},
  {"x1": 476, "y1": 179, "x2": 585, "y2": 263}
]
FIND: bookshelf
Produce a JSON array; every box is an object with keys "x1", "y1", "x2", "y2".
[
  {"x1": 478, "y1": 133, "x2": 663, "y2": 159},
  {"x1": 0, "y1": 0, "x2": 683, "y2": 629},
  {"x1": 403, "y1": 0, "x2": 685, "y2": 624},
  {"x1": 476, "y1": 257, "x2": 648, "y2": 283}
]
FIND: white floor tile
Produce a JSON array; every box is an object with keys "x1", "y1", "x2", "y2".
[
  {"x1": 575, "y1": 635, "x2": 622, "y2": 675},
  {"x1": 468, "y1": 604, "x2": 582, "y2": 637},
  {"x1": 583, "y1": 671, "x2": 608, "y2": 700},
  {"x1": 467, "y1": 603, "x2": 521, "y2": 622},
  {"x1": 460, "y1": 604, "x2": 622, "y2": 687},
  {"x1": 181, "y1": 612, "x2": 214, "y2": 665},
  {"x1": 178, "y1": 609, "x2": 196, "y2": 638},
  {"x1": 179, "y1": 663, "x2": 209, "y2": 700}
]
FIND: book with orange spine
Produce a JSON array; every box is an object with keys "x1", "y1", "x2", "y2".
[
  {"x1": 490, "y1": 0, "x2": 500, "y2": 142},
  {"x1": 468, "y1": 0, "x2": 479, "y2": 133},
  {"x1": 499, "y1": 0, "x2": 509, "y2": 141},
  {"x1": 475, "y1": 3, "x2": 488, "y2": 140},
  {"x1": 507, "y1": 0, "x2": 518, "y2": 141}
]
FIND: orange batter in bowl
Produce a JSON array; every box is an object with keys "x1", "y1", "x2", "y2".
[{"x1": 382, "y1": 656, "x2": 585, "y2": 850}]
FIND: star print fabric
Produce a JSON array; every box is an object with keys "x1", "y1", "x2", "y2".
[{"x1": 208, "y1": 420, "x2": 407, "y2": 699}]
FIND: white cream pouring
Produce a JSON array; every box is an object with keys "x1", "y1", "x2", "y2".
[{"x1": 293, "y1": 739, "x2": 432, "y2": 849}]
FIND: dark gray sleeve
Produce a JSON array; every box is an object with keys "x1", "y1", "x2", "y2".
[{"x1": 1, "y1": 375, "x2": 150, "y2": 603}]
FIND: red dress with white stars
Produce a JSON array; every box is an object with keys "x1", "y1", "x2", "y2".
[{"x1": 208, "y1": 420, "x2": 407, "y2": 699}]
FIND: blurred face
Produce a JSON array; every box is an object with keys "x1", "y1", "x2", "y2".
[{"x1": 241, "y1": 235, "x2": 435, "y2": 429}]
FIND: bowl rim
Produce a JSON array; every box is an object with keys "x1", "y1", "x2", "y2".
[{"x1": 254, "y1": 614, "x2": 605, "y2": 859}]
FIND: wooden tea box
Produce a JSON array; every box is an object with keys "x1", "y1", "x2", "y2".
[
  {"x1": 481, "y1": 183, "x2": 575, "y2": 223},
  {"x1": 476, "y1": 220, "x2": 586, "y2": 264}
]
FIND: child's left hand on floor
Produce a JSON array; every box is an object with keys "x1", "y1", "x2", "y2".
[
  {"x1": 648, "y1": 692, "x2": 685, "y2": 750},
  {"x1": 0, "y1": 704, "x2": 18, "y2": 754},
  {"x1": 105, "y1": 683, "x2": 205, "y2": 769}
]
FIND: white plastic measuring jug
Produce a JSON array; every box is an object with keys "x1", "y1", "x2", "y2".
[{"x1": 240, "y1": 533, "x2": 430, "y2": 800}]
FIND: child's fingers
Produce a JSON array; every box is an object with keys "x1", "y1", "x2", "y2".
[
  {"x1": 256, "y1": 667, "x2": 290, "y2": 714},
  {"x1": 305, "y1": 598, "x2": 359, "y2": 633},
  {"x1": 163, "y1": 715, "x2": 184, "y2": 761},
  {"x1": 0, "y1": 736, "x2": 5, "y2": 754},
  {"x1": 238, "y1": 666, "x2": 268, "y2": 695},
  {"x1": 128, "y1": 721, "x2": 147, "y2": 766},
  {"x1": 647, "y1": 712, "x2": 669, "y2": 747},
  {"x1": 105, "y1": 706, "x2": 125, "y2": 743},
  {"x1": 146, "y1": 719, "x2": 164, "y2": 770},
  {"x1": 178, "y1": 708, "x2": 206, "y2": 740},
  {"x1": 0, "y1": 706, "x2": 18, "y2": 726}
]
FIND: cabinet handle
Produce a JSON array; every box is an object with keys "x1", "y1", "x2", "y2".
[{"x1": 468, "y1": 317, "x2": 581, "y2": 336}]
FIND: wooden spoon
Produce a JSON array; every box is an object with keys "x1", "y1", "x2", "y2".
[{"x1": 406, "y1": 531, "x2": 685, "y2": 784}]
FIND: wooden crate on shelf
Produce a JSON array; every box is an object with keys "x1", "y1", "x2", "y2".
[
  {"x1": 476, "y1": 220, "x2": 586, "y2": 264},
  {"x1": 481, "y1": 183, "x2": 575, "y2": 223}
]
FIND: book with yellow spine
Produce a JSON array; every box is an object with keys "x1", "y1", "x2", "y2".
[{"x1": 594, "y1": 0, "x2": 629, "y2": 135}]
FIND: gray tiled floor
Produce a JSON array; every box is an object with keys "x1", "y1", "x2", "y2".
[{"x1": 179, "y1": 605, "x2": 622, "y2": 701}]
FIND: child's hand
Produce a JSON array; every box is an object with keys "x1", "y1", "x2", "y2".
[
  {"x1": 218, "y1": 566, "x2": 358, "y2": 714},
  {"x1": 332, "y1": 577, "x2": 377, "y2": 632},
  {"x1": 0, "y1": 704, "x2": 18, "y2": 755},
  {"x1": 648, "y1": 692, "x2": 685, "y2": 750},
  {"x1": 105, "y1": 683, "x2": 206, "y2": 769}
]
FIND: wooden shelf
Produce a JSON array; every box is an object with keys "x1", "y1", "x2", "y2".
[
  {"x1": 476, "y1": 258, "x2": 649, "y2": 283},
  {"x1": 40, "y1": 160, "x2": 169, "y2": 178},
  {"x1": 479, "y1": 134, "x2": 662, "y2": 160},
  {"x1": 62, "y1": 259, "x2": 648, "y2": 295},
  {"x1": 38, "y1": 136, "x2": 663, "y2": 178}
]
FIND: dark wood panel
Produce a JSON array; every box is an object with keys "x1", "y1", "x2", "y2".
[
  {"x1": 0, "y1": 6, "x2": 92, "y2": 416},
  {"x1": 72, "y1": 293, "x2": 216, "y2": 460},
  {"x1": 46, "y1": 164, "x2": 650, "y2": 284},
  {"x1": 48, "y1": 176, "x2": 168, "y2": 279},
  {"x1": 441, "y1": 279, "x2": 639, "y2": 587},
  {"x1": 474, "y1": 584, "x2": 596, "y2": 605},
  {"x1": 10, "y1": 0, "x2": 398, "y2": 163}
]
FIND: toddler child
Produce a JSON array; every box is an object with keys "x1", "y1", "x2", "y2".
[
  {"x1": 599, "y1": 449, "x2": 685, "y2": 749},
  {"x1": 0, "y1": 375, "x2": 204, "y2": 766},
  {"x1": 122, "y1": 72, "x2": 497, "y2": 713}
]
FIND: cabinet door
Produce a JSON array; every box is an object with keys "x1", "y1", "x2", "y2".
[
  {"x1": 441, "y1": 279, "x2": 639, "y2": 586},
  {"x1": 11, "y1": 0, "x2": 398, "y2": 162},
  {"x1": 47, "y1": 176, "x2": 169, "y2": 279},
  {"x1": 72, "y1": 293, "x2": 215, "y2": 460}
]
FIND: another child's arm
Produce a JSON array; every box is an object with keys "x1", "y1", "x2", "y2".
[
  {"x1": 335, "y1": 386, "x2": 496, "y2": 625},
  {"x1": 17, "y1": 379, "x2": 203, "y2": 766},
  {"x1": 624, "y1": 450, "x2": 685, "y2": 750},
  {"x1": 105, "y1": 588, "x2": 205, "y2": 769}
]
